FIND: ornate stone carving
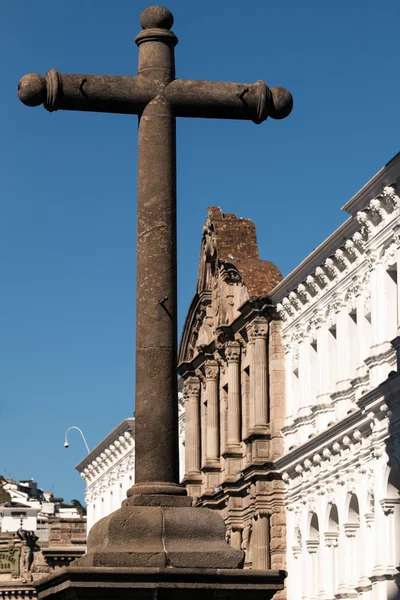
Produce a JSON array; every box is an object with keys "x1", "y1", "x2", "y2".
[
  {"x1": 357, "y1": 210, "x2": 373, "y2": 235},
  {"x1": 276, "y1": 302, "x2": 287, "y2": 321},
  {"x1": 183, "y1": 376, "x2": 201, "y2": 401},
  {"x1": 324, "y1": 258, "x2": 337, "y2": 279},
  {"x1": 220, "y1": 261, "x2": 243, "y2": 284},
  {"x1": 247, "y1": 318, "x2": 268, "y2": 340},
  {"x1": 202, "y1": 221, "x2": 217, "y2": 265},
  {"x1": 344, "y1": 239, "x2": 358, "y2": 260},
  {"x1": 205, "y1": 361, "x2": 219, "y2": 381},
  {"x1": 225, "y1": 341, "x2": 240, "y2": 363},
  {"x1": 334, "y1": 249, "x2": 347, "y2": 270},
  {"x1": 297, "y1": 284, "x2": 310, "y2": 303},
  {"x1": 369, "y1": 198, "x2": 385, "y2": 222},
  {"x1": 282, "y1": 297, "x2": 294, "y2": 316},
  {"x1": 346, "y1": 277, "x2": 361, "y2": 309},
  {"x1": 315, "y1": 266, "x2": 329, "y2": 287},
  {"x1": 289, "y1": 291, "x2": 301, "y2": 310},
  {"x1": 352, "y1": 230, "x2": 366, "y2": 251},
  {"x1": 381, "y1": 241, "x2": 397, "y2": 267},
  {"x1": 306, "y1": 275, "x2": 319, "y2": 295}
]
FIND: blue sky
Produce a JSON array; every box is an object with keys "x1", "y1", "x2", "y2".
[{"x1": 1, "y1": 0, "x2": 400, "y2": 503}]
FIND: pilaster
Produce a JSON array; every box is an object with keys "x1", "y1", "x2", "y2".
[
  {"x1": 182, "y1": 376, "x2": 202, "y2": 497},
  {"x1": 202, "y1": 360, "x2": 220, "y2": 493}
]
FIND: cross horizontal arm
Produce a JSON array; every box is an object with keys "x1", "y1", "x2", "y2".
[{"x1": 18, "y1": 70, "x2": 292, "y2": 124}]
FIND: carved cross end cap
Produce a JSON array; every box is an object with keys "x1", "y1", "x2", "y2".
[
  {"x1": 140, "y1": 6, "x2": 174, "y2": 30},
  {"x1": 18, "y1": 73, "x2": 46, "y2": 107},
  {"x1": 136, "y1": 6, "x2": 178, "y2": 47}
]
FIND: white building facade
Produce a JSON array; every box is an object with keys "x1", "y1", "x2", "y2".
[
  {"x1": 77, "y1": 400, "x2": 185, "y2": 534},
  {"x1": 271, "y1": 153, "x2": 400, "y2": 600},
  {"x1": 76, "y1": 419, "x2": 136, "y2": 533}
]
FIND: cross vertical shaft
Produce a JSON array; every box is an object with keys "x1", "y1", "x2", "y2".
[{"x1": 134, "y1": 14, "x2": 181, "y2": 490}]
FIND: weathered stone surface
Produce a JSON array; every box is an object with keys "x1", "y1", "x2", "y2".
[
  {"x1": 35, "y1": 567, "x2": 286, "y2": 600},
  {"x1": 75, "y1": 505, "x2": 243, "y2": 569}
]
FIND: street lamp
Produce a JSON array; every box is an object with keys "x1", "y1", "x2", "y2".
[{"x1": 64, "y1": 426, "x2": 90, "y2": 454}]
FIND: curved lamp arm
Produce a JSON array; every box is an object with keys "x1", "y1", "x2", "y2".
[{"x1": 64, "y1": 426, "x2": 90, "y2": 454}]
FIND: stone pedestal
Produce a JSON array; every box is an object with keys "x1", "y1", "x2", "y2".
[{"x1": 35, "y1": 567, "x2": 286, "y2": 600}]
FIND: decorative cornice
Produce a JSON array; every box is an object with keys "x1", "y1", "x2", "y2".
[
  {"x1": 75, "y1": 418, "x2": 135, "y2": 475},
  {"x1": 270, "y1": 180, "x2": 400, "y2": 326}
]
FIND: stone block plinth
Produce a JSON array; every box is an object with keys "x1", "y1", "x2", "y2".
[{"x1": 35, "y1": 566, "x2": 286, "y2": 600}]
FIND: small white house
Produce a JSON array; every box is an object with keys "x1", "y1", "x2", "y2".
[{"x1": 0, "y1": 505, "x2": 40, "y2": 532}]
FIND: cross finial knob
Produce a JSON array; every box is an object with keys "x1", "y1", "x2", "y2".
[
  {"x1": 18, "y1": 73, "x2": 46, "y2": 107},
  {"x1": 140, "y1": 6, "x2": 174, "y2": 30}
]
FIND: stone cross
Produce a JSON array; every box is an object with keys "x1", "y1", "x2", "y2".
[{"x1": 18, "y1": 5, "x2": 292, "y2": 502}]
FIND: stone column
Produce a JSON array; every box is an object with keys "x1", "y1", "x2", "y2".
[
  {"x1": 225, "y1": 342, "x2": 241, "y2": 448},
  {"x1": 343, "y1": 523, "x2": 359, "y2": 590},
  {"x1": 248, "y1": 317, "x2": 269, "y2": 431},
  {"x1": 355, "y1": 285, "x2": 370, "y2": 382},
  {"x1": 316, "y1": 319, "x2": 332, "y2": 402},
  {"x1": 324, "y1": 532, "x2": 338, "y2": 598},
  {"x1": 246, "y1": 323, "x2": 256, "y2": 432},
  {"x1": 183, "y1": 376, "x2": 201, "y2": 476},
  {"x1": 253, "y1": 514, "x2": 270, "y2": 570},
  {"x1": 368, "y1": 253, "x2": 395, "y2": 385},
  {"x1": 268, "y1": 319, "x2": 285, "y2": 458},
  {"x1": 133, "y1": 16, "x2": 181, "y2": 492},
  {"x1": 205, "y1": 360, "x2": 220, "y2": 463},
  {"x1": 305, "y1": 540, "x2": 319, "y2": 600},
  {"x1": 231, "y1": 528, "x2": 242, "y2": 551},
  {"x1": 335, "y1": 300, "x2": 352, "y2": 392},
  {"x1": 297, "y1": 332, "x2": 313, "y2": 416}
]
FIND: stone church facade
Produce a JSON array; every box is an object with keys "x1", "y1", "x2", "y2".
[{"x1": 178, "y1": 207, "x2": 286, "y2": 574}]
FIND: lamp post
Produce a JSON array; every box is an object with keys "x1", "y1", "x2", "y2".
[{"x1": 64, "y1": 426, "x2": 90, "y2": 454}]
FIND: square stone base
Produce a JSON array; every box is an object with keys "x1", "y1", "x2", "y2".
[{"x1": 35, "y1": 566, "x2": 286, "y2": 600}]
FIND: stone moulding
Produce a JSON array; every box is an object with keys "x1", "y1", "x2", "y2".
[{"x1": 35, "y1": 566, "x2": 286, "y2": 600}]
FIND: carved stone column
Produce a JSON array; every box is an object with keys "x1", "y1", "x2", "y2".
[
  {"x1": 297, "y1": 330, "x2": 313, "y2": 416},
  {"x1": 225, "y1": 342, "x2": 241, "y2": 448},
  {"x1": 248, "y1": 317, "x2": 269, "y2": 431},
  {"x1": 324, "y1": 532, "x2": 339, "y2": 599},
  {"x1": 246, "y1": 323, "x2": 256, "y2": 431},
  {"x1": 231, "y1": 528, "x2": 242, "y2": 551},
  {"x1": 335, "y1": 298, "x2": 353, "y2": 392},
  {"x1": 252, "y1": 514, "x2": 270, "y2": 570},
  {"x1": 368, "y1": 252, "x2": 394, "y2": 385},
  {"x1": 205, "y1": 360, "x2": 220, "y2": 464},
  {"x1": 183, "y1": 376, "x2": 201, "y2": 476},
  {"x1": 315, "y1": 316, "x2": 331, "y2": 402},
  {"x1": 354, "y1": 282, "x2": 370, "y2": 386}
]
